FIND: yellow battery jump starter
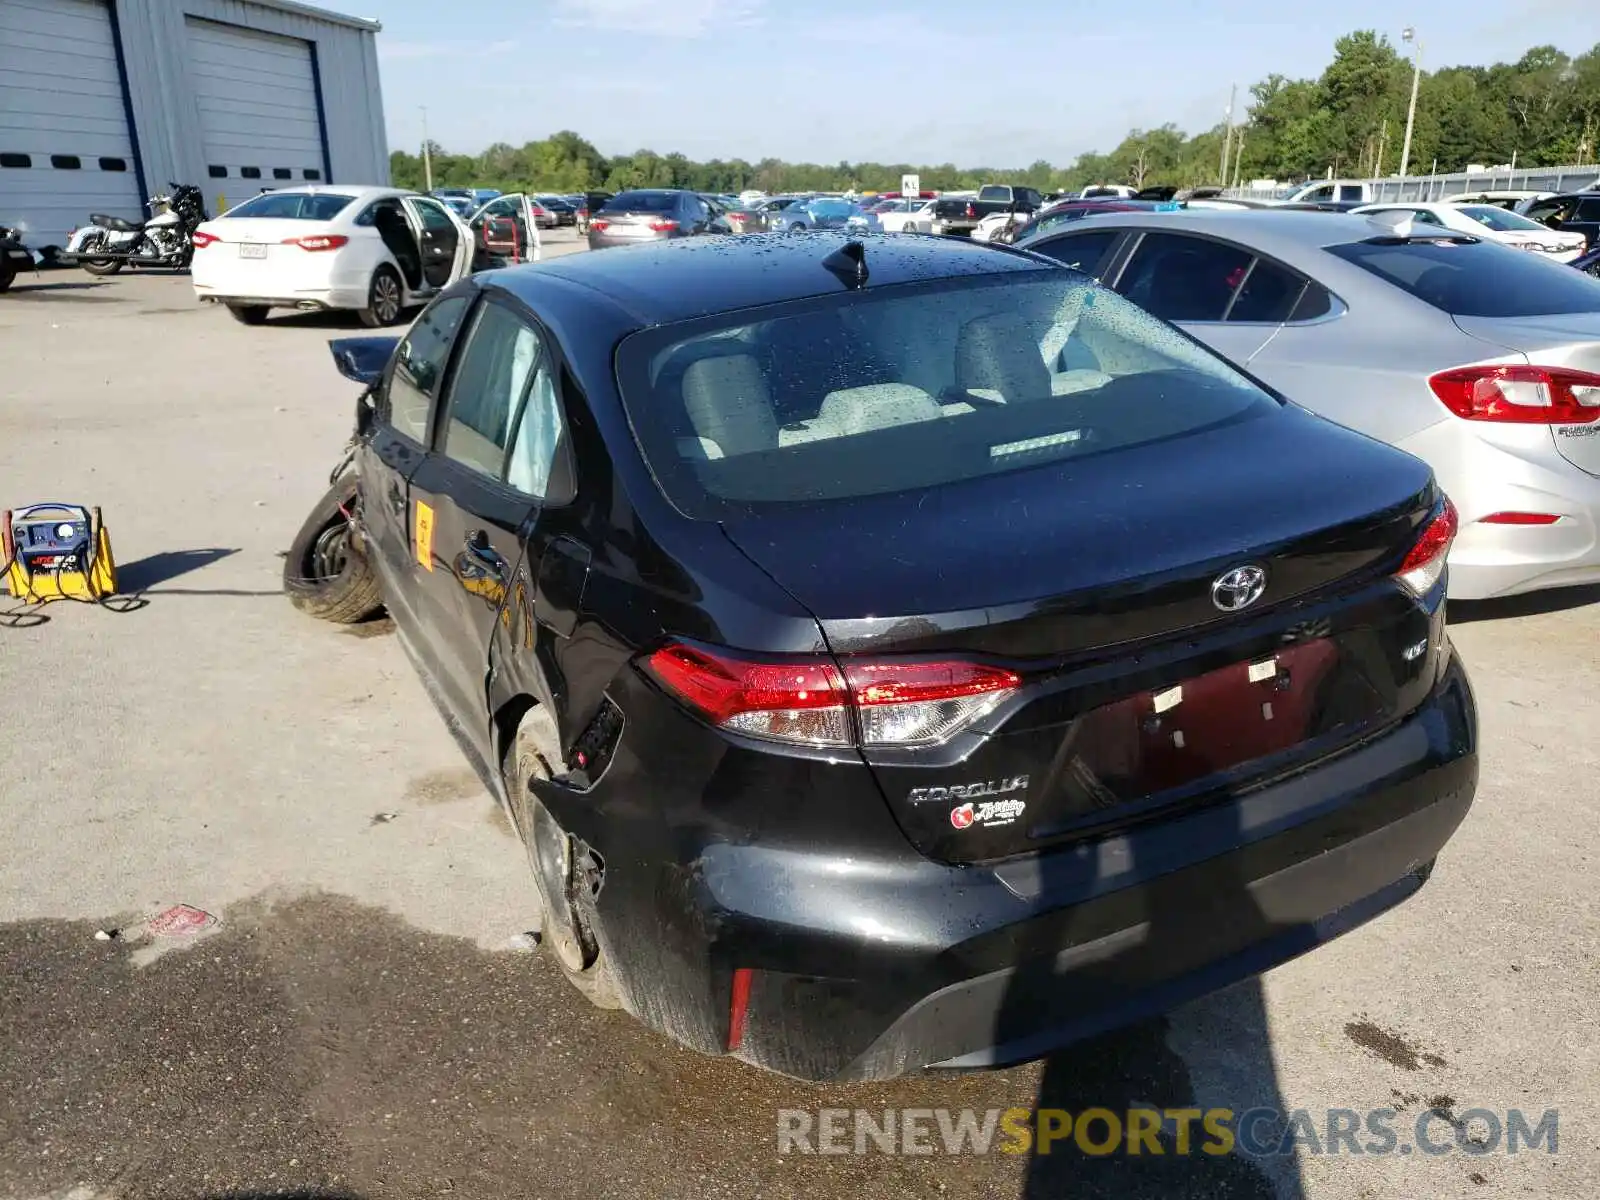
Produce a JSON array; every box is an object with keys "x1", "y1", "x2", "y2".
[{"x1": 2, "y1": 503, "x2": 119, "y2": 602}]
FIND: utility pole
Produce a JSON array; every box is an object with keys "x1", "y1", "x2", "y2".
[
  {"x1": 1376, "y1": 118, "x2": 1388, "y2": 179},
  {"x1": 1220, "y1": 84, "x2": 1236, "y2": 187},
  {"x1": 1399, "y1": 27, "x2": 1423, "y2": 180},
  {"x1": 1233, "y1": 129, "x2": 1246, "y2": 188},
  {"x1": 420, "y1": 106, "x2": 433, "y2": 193}
]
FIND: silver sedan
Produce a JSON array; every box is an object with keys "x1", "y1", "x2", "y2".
[{"x1": 1014, "y1": 208, "x2": 1600, "y2": 600}]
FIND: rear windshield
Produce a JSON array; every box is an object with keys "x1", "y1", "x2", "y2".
[
  {"x1": 225, "y1": 192, "x2": 356, "y2": 220},
  {"x1": 1454, "y1": 204, "x2": 1547, "y2": 233},
  {"x1": 616, "y1": 273, "x2": 1276, "y2": 519},
  {"x1": 602, "y1": 191, "x2": 678, "y2": 214},
  {"x1": 1325, "y1": 238, "x2": 1600, "y2": 317}
]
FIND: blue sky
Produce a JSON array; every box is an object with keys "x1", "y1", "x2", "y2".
[{"x1": 362, "y1": 0, "x2": 1600, "y2": 166}]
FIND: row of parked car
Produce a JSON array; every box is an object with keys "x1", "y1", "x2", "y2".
[{"x1": 179, "y1": 177, "x2": 1600, "y2": 605}]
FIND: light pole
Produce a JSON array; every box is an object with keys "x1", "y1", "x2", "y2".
[
  {"x1": 1220, "y1": 84, "x2": 1236, "y2": 188},
  {"x1": 1399, "y1": 27, "x2": 1423, "y2": 182},
  {"x1": 420, "y1": 106, "x2": 433, "y2": 192}
]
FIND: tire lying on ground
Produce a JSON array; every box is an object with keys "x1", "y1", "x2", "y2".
[{"x1": 283, "y1": 473, "x2": 383, "y2": 623}]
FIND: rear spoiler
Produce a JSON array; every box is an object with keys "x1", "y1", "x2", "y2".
[{"x1": 328, "y1": 336, "x2": 400, "y2": 386}]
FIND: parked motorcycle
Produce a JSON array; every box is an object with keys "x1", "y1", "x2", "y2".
[
  {"x1": 59, "y1": 184, "x2": 208, "y2": 275},
  {"x1": 0, "y1": 224, "x2": 35, "y2": 293}
]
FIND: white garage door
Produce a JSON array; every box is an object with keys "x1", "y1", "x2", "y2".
[
  {"x1": 0, "y1": 0, "x2": 144, "y2": 247},
  {"x1": 185, "y1": 18, "x2": 327, "y2": 196}
]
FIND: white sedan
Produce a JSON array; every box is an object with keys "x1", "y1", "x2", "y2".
[
  {"x1": 190, "y1": 186, "x2": 473, "y2": 326},
  {"x1": 1352, "y1": 201, "x2": 1587, "y2": 263},
  {"x1": 876, "y1": 199, "x2": 939, "y2": 234}
]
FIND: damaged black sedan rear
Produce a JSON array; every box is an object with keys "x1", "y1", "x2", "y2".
[{"x1": 290, "y1": 231, "x2": 1477, "y2": 1081}]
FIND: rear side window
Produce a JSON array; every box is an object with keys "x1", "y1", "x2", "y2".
[
  {"x1": 1325, "y1": 239, "x2": 1600, "y2": 317},
  {"x1": 1227, "y1": 257, "x2": 1306, "y2": 322},
  {"x1": 225, "y1": 192, "x2": 355, "y2": 220},
  {"x1": 386, "y1": 295, "x2": 469, "y2": 443},
  {"x1": 616, "y1": 273, "x2": 1276, "y2": 518},
  {"x1": 1027, "y1": 229, "x2": 1120, "y2": 276},
  {"x1": 1578, "y1": 198, "x2": 1600, "y2": 221}
]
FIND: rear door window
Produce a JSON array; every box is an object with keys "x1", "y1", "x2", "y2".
[
  {"x1": 439, "y1": 300, "x2": 543, "y2": 479},
  {"x1": 1226, "y1": 257, "x2": 1307, "y2": 323},
  {"x1": 1578, "y1": 198, "x2": 1600, "y2": 222},
  {"x1": 1115, "y1": 232, "x2": 1252, "y2": 322},
  {"x1": 1325, "y1": 239, "x2": 1600, "y2": 317}
]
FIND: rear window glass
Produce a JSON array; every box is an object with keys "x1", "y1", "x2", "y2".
[
  {"x1": 225, "y1": 192, "x2": 356, "y2": 220},
  {"x1": 1325, "y1": 239, "x2": 1600, "y2": 317},
  {"x1": 602, "y1": 191, "x2": 678, "y2": 214},
  {"x1": 616, "y1": 273, "x2": 1276, "y2": 519}
]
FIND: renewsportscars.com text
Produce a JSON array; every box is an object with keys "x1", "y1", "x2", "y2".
[{"x1": 777, "y1": 1107, "x2": 1559, "y2": 1158}]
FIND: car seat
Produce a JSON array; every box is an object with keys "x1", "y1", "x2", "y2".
[
  {"x1": 679, "y1": 354, "x2": 779, "y2": 460},
  {"x1": 953, "y1": 311, "x2": 1052, "y2": 404},
  {"x1": 373, "y1": 204, "x2": 423, "y2": 289}
]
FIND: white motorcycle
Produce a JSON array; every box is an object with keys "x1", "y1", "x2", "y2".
[{"x1": 61, "y1": 183, "x2": 207, "y2": 275}]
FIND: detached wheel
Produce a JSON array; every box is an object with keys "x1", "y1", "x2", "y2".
[
  {"x1": 282, "y1": 473, "x2": 383, "y2": 624},
  {"x1": 359, "y1": 265, "x2": 404, "y2": 328},
  {"x1": 227, "y1": 304, "x2": 269, "y2": 325},
  {"x1": 510, "y1": 713, "x2": 622, "y2": 1010}
]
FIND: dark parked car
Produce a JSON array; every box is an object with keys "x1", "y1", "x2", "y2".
[
  {"x1": 587, "y1": 189, "x2": 728, "y2": 249},
  {"x1": 1520, "y1": 191, "x2": 1600, "y2": 249},
  {"x1": 536, "y1": 195, "x2": 578, "y2": 226},
  {"x1": 290, "y1": 232, "x2": 1477, "y2": 1081},
  {"x1": 1573, "y1": 243, "x2": 1600, "y2": 277},
  {"x1": 1, "y1": 223, "x2": 34, "y2": 292}
]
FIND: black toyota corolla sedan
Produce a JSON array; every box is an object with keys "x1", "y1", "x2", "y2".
[{"x1": 285, "y1": 231, "x2": 1478, "y2": 1081}]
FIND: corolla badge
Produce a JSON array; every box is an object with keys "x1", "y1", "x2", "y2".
[{"x1": 1211, "y1": 565, "x2": 1268, "y2": 613}]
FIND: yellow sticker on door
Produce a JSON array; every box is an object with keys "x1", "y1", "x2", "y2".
[{"x1": 415, "y1": 500, "x2": 435, "y2": 571}]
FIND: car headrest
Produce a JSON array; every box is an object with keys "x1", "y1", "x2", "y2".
[
  {"x1": 815, "y1": 384, "x2": 942, "y2": 437},
  {"x1": 680, "y1": 353, "x2": 778, "y2": 458},
  {"x1": 955, "y1": 311, "x2": 1051, "y2": 402}
]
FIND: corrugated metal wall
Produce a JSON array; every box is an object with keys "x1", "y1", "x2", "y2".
[{"x1": 116, "y1": 0, "x2": 388, "y2": 199}]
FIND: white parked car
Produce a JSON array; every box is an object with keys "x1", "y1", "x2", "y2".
[
  {"x1": 190, "y1": 186, "x2": 473, "y2": 327},
  {"x1": 1352, "y1": 201, "x2": 1587, "y2": 263},
  {"x1": 876, "y1": 198, "x2": 939, "y2": 234}
]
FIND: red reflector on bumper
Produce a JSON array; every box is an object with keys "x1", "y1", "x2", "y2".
[
  {"x1": 727, "y1": 967, "x2": 754, "y2": 1051},
  {"x1": 1479, "y1": 511, "x2": 1562, "y2": 525}
]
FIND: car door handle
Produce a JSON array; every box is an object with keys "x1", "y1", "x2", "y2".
[{"x1": 464, "y1": 530, "x2": 510, "y2": 582}]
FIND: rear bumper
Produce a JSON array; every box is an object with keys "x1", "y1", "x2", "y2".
[
  {"x1": 1399, "y1": 419, "x2": 1600, "y2": 600},
  {"x1": 577, "y1": 653, "x2": 1477, "y2": 1081},
  {"x1": 194, "y1": 286, "x2": 367, "y2": 311}
]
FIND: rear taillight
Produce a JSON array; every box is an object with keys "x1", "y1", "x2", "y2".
[
  {"x1": 644, "y1": 643, "x2": 1020, "y2": 748},
  {"x1": 648, "y1": 219, "x2": 680, "y2": 232},
  {"x1": 1480, "y1": 511, "x2": 1562, "y2": 525},
  {"x1": 191, "y1": 230, "x2": 218, "y2": 249},
  {"x1": 1396, "y1": 498, "x2": 1459, "y2": 597},
  {"x1": 1429, "y1": 364, "x2": 1600, "y2": 424},
  {"x1": 590, "y1": 219, "x2": 609, "y2": 232},
  {"x1": 965, "y1": 203, "x2": 976, "y2": 218},
  {"x1": 282, "y1": 234, "x2": 349, "y2": 251}
]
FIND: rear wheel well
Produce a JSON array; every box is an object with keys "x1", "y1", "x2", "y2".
[{"x1": 492, "y1": 695, "x2": 538, "y2": 789}]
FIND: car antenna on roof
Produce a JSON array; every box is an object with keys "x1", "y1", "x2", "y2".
[{"x1": 823, "y1": 240, "x2": 869, "y2": 289}]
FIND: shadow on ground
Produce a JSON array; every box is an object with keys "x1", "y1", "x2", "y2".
[
  {"x1": 0, "y1": 893, "x2": 1300, "y2": 1200},
  {"x1": 1448, "y1": 584, "x2": 1600, "y2": 624}
]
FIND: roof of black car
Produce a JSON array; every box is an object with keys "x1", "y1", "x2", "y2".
[{"x1": 509, "y1": 231, "x2": 1049, "y2": 327}]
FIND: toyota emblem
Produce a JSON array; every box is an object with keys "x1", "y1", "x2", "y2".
[{"x1": 1211, "y1": 565, "x2": 1268, "y2": 613}]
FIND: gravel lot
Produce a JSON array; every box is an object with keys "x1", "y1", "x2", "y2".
[{"x1": 0, "y1": 237, "x2": 1596, "y2": 1200}]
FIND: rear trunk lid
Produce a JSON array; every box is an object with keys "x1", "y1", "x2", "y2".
[
  {"x1": 722, "y1": 407, "x2": 1442, "y2": 863},
  {"x1": 595, "y1": 210, "x2": 677, "y2": 238},
  {"x1": 1453, "y1": 313, "x2": 1600, "y2": 476}
]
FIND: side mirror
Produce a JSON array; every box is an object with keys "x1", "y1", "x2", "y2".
[{"x1": 328, "y1": 336, "x2": 401, "y2": 386}]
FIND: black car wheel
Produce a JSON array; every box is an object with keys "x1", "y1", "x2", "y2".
[
  {"x1": 359, "y1": 265, "x2": 404, "y2": 328},
  {"x1": 510, "y1": 712, "x2": 622, "y2": 1010},
  {"x1": 0, "y1": 260, "x2": 14, "y2": 293},
  {"x1": 786, "y1": 223, "x2": 807, "y2": 235},
  {"x1": 283, "y1": 473, "x2": 383, "y2": 623},
  {"x1": 227, "y1": 304, "x2": 269, "y2": 325}
]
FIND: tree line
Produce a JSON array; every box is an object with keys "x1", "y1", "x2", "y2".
[{"x1": 389, "y1": 31, "x2": 1600, "y2": 197}]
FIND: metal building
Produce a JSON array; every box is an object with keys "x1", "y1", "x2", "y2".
[{"x1": 0, "y1": 0, "x2": 388, "y2": 249}]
